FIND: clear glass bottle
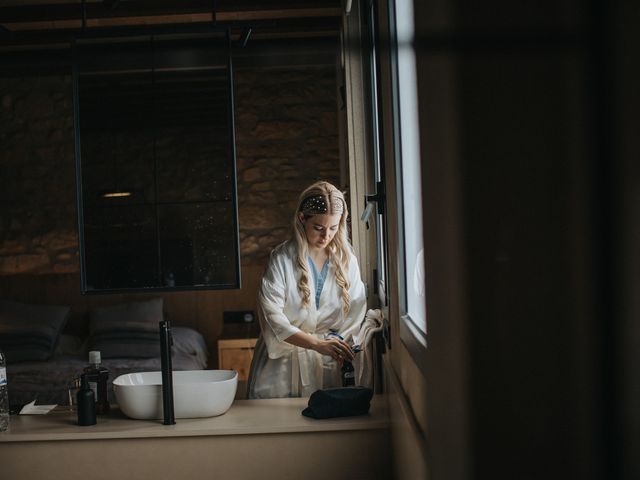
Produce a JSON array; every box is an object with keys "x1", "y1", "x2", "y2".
[
  {"x1": 0, "y1": 349, "x2": 9, "y2": 432},
  {"x1": 67, "y1": 376, "x2": 81, "y2": 412},
  {"x1": 83, "y1": 351, "x2": 110, "y2": 414}
]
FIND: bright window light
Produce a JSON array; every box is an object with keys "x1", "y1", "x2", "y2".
[{"x1": 396, "y1": 0, "x2": 426, "y2": 334}]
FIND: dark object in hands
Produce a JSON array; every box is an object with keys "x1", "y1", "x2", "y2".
[
  {"x1": 341, "y1": 359, "x2": 355, "y2": 386},
  {"x1": 302, "y1": 387, "x2": 373, "y2": 419},
  {"x1": 341, "y1": 344, "x2": 361, "y2": 387}
]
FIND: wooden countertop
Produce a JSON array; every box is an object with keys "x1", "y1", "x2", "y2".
[{"x1": 0, "y1": 395, "x2": 389, "y2": 443}]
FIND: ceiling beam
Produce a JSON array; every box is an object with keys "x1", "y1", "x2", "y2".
[
  {"x1": 0, "y1": 1, "x2": 343, "y2": 57},
  {"x1": 0, "y1": 0, "x2": 342, "y2": 25},
  {"x1": 3, "y1": 10, "x2": 341, "y2": 32},
  {"x1": 0, "y1": 36, "x2": 339, "y2": 77},
  {"x1": 0, "y1": 16, "x2": 340, "y2": 50}
]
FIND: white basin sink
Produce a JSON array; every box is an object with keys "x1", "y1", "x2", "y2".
[{"x1": 113, "y1": 370, "x2": 238, "y2": 420}]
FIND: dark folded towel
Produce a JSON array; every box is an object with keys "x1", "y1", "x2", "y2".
[{"x1": 302, "y1": 387, "x2": 373, "y2": 419}]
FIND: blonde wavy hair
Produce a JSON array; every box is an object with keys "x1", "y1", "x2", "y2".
[{"x1": 293, "y1": 181, "x2": 352, "y2": 315}]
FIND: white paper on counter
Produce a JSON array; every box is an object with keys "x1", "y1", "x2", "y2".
[{"x1": 19, "y1": 400, "x2": 57, "y2": 414}]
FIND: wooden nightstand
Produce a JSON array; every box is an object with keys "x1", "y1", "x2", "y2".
[{"x1": 217, "y1": 337, "x2": 257, "y2": 381}]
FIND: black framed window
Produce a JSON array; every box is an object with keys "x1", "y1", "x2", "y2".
[
  {"x1": 388, "y1": 0, "x2": 427, "y2": 357},
  {"x1": 365, "y1": 0, "x2": 427, "y2": 366},
  {"x1": 73, "y1": 31, "x2": 240, "y2": 293},
  {"x1": 365, "y1": 0, "x2": 389, "y2": 308}
]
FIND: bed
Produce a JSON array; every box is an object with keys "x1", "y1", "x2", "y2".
[{"x1": 0, "y1": 298, "x2": 209, "y2": 407}]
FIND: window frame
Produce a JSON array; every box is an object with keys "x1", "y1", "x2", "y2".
[
  {"x1": 364, "y1": 0, "x2": 389, "y2": 308},
  {"x1": 386, "y1": 0, "x2": 428, "y2": 370},
  {"x1": 72, "y1": 29, "x2": 241, "y2": 294}
]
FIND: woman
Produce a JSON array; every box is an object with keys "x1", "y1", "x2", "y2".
[{"x1": 247, "y1": 181, "x2": 367, "y2": 398}]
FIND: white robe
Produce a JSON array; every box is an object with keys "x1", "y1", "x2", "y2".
[{"x1": 247, "y1": 240, "x2": 367, "y2": 398}]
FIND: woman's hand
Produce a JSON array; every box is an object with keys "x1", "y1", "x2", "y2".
[
  {"x1": 285, "y1": 331, "x2": 354, "y2": 362},
  {"x1": 312, "y1": 337, "x2": 354, "y2": 362}
]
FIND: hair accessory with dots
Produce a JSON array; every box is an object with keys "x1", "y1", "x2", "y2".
[{"x1": 300, "y1": 195, "x2": 329, "y2": 214}]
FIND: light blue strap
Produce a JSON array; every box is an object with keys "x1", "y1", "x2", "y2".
[{"x1": 308, "y1": 257, "x2": 330, "y2": 309}]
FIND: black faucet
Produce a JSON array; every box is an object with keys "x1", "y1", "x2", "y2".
[{"x1": 159, "y1": 320, "x2": 175, "y2": 425}]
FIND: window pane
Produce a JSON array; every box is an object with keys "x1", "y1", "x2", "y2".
[
  {"x1": 75, "y1": 35, "x2": 240, "y2": 292},
  {"x1": 396, "y1": 0, "x2": 426, "y2": 332},
  {"x1": 83, "y1": 205, "x2": 159, "y2": 289},
  {"x1": 158, "y1": 203, "x2": 237, "y2": 287}
]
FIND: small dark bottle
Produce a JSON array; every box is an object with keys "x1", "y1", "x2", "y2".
[
  {"x1": 77, "y1": 374, "x2": 97, "y2": 426},
  {"x1": 341, "y1": 359, "x2": 355, "y2": 387},
  {"x1": 341, "y1": 344, "x2": 361, "y2": 387},
  {"x1": 84, "y1": 351, "x2": 110, "y2": 414}
]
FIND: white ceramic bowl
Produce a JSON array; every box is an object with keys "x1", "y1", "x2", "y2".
[{"x1": 113, "y1": 370, "x2": 238, "y2": 420}]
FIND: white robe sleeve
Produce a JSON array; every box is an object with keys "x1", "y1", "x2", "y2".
[
  {"x1": 339, "y1": 252, "x2": 368, "y2": 344},
  {"x1": 257, "y1": 249, "x2": 300, "y2": 359}
]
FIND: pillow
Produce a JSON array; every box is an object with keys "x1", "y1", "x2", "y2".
[
  {"x1": 88, "y1": 298, "x2": 163, "y2": 359},
  {"x1": 89, "y1": 298, "x2": 164, "y2": 336},
  {"x1": 0, "y1": 299, "x2": 70, "y2": 363},
  {"x1": 54, "y1": 334, "x2": 86, "y2": 357},
  {"x1": 172, "y1": 327, "x2": 209, "y2": 369}
]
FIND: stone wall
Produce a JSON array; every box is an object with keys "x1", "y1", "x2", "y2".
[
  {"x1": 235, "y1": 66, "x2": 342, "y2": 263},
  {"x1": 0, "y1": 76, "x2": 77, "y2": 274},
  {"x1": 0, "y1": 64, "x2": 341, "y2": 275}
]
